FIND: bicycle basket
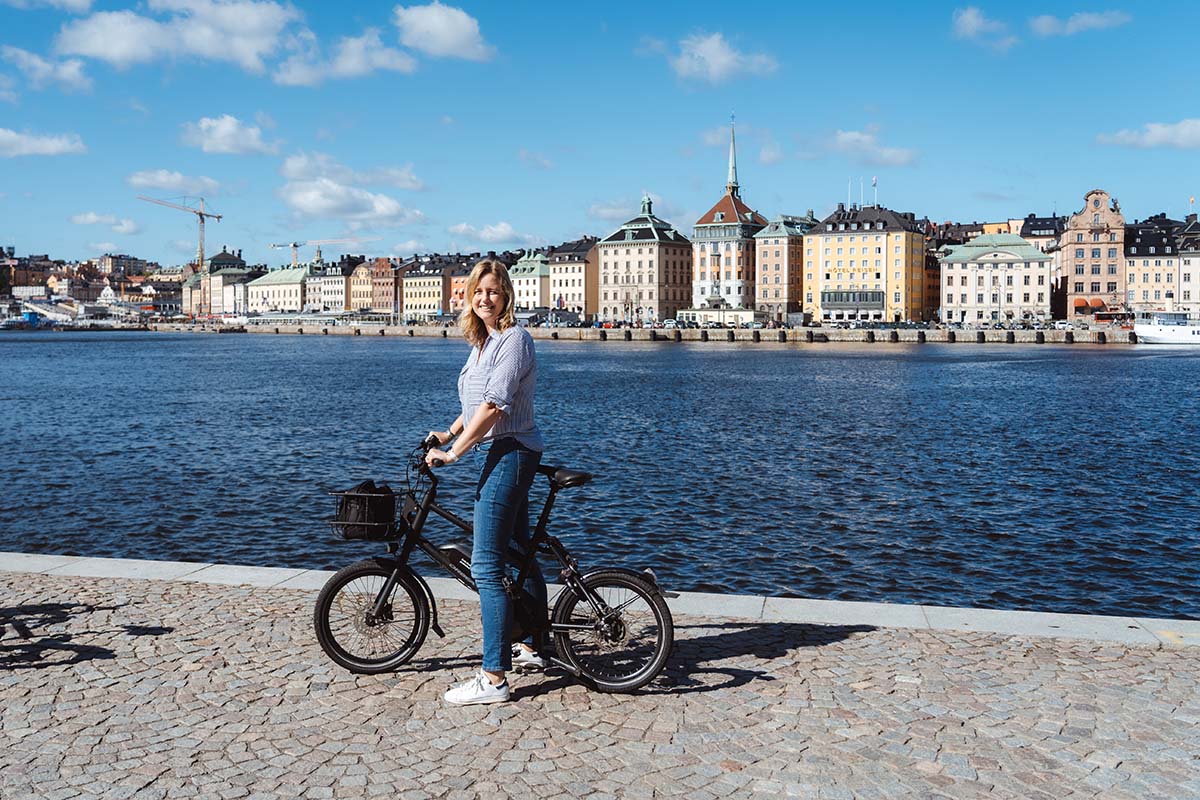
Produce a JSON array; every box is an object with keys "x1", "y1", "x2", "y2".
[{"x1": 328, "y1": 479, "x2": 397, "y2": 540}]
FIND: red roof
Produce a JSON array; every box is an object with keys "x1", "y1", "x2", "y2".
[{"x1": 695, "y1": 191, "x2": 767, "y2": 227}]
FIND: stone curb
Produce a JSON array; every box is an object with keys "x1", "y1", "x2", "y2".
[{"x1": 3, "y1": 550, "x2": 1197, "y2": 648}]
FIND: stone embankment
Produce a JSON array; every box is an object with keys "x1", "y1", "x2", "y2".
[
  {"x1": 155, "y1": 323, "x2": 1137, "y2": 346},
  {"x1": 3, "y1": 553, "x2": 1198, "y2": 799}
]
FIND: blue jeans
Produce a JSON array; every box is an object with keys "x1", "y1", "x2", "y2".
[{"x1": 471, "y1": 437, "x2": 546, "y2": 672}]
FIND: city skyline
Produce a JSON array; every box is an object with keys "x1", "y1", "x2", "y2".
[{"x1": 2, "y1": 0, "x2": 1199, "y2": 267}]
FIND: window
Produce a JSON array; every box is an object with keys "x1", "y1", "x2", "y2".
[
  {"x1": 1023, "y1": 293, "x2": 1030, "y2": 302},
  {"x1": 894, "y1": 292, "x2": 901, "y2": 303},
  {"x1": 1108, "y1": 248, "x2": 1117, "y2": 259},
  {"x1": 977, "y1": 293, "x2": 984, "y2": 303},
  {"x1": 1107, "y1": 282, "x2": 1117, "y2": 293},
  {"x1": 946, "y1": 293, "x2": 954, "y2": 304},
  {"x1": 1075, "y1": 249, "x2": 1085, "y2": 259},
  {"x1": 1074, "y1": 282, "x2": 1083, "y2": 292},
  {"x1": 1091, "y1": 282, "x2": 1100, "y2": 293},
  {"x1": 1075, "y1": 266, "x2": 1084, "y2": 275}
]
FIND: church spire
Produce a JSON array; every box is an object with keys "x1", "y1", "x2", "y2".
[{"x1": 726, "y1": 113, "x2": 739, "y2": 197}]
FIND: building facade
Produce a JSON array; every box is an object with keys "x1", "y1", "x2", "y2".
[
  {"x1": 1176, "y1": 214, "x2": 1200, "y2": 317},
  {"x1": 348, "y1": 263, "x2": 374, "y2": 312},
  {"x1": 597, "y1": 196, "x2": 691, "y2": 323},
  {"x1": 939, "y1": 233, "x2": 1053, "y2": 322},
  {"x1": 548, "y1": 236, "x2": 599, "y2": 321},
  {"x1": 1061, "y1": 189, "x2": 1125, "y2": 320},
  {"x1": 1124, "y1": 213, "x2": 1183, "y2": 314},
  {"x1": 369, "y1": 258, "x2": 399, "y2": 314},
  {"x1": 511, "y1": 248, "x2": 550, "y2": 310},
  {"x1": 691, "y1": 122, "x2": 767, "y2": 311},
  {"x1": 753, "y1": 213, "x2": 817, "y2": 322},
  {"x1": 246, "y1": 267, "x2": 310, "y2": 313},
  {"x1": 403, "y1": 260, "x2": 450, "y2": 320},
  {"x1": 803, "y1": 203, "x2": 930, "y2": 323}
]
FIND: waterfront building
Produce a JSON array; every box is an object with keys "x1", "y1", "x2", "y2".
[
  {"x1": 402, "y1": 259, "x2": 451, "y2": 321},
  {"x1": 1176, "y1": 214, "x2": 1200, "y2": 317},
  {"x1": 597, "y1": 195, "x2": 691, "y2": 324},
  {"x1": 690, "y1": 122, "x2": 767, "y2": 312},
  {"x1": 511, "y1": 248, "x2": 551, "y2": 311},
  {"x1": 548, "y1": 235, "x2": 599, "y2": 321},
  {"x1": 1060, "y1": 189, "x2": 1125, "y2": 320},
  {"x1": 348, "y1": 263, "x2": 373, "y2": 312},
  {"x1": 210, "y1": 267, "x2": 264, "y2": 316},
  {"x1": 1124, "y1": 213, "x2": 1183, "y2": 314},
  {"x1": 369, "y1": 258, "x2": 400, "y2": 314},
  {"x1": 246, "y1": 266, "x2": 310, "y2": 313},
  {"x1": 449, "y1": 264, "x2": 470, "y2": 316},
  {"x1": 803, "y1": 203, "x2": 930, "y2": 323},
  {"x1": 310, "y1": 255, "x2": 364, "y2": 312},
  {"x1": 939, "y1": 233, "x2": 1053, "y2": 322},
  {"x1": 182, "y1": 272, "x2": 200, "y2": 317},
  {"x1": 753, "y1": 213, "x2": 817, "y2": 323},
  {"x1": 1011, "y1": 214, "x2": 1065, "y2": 253}
]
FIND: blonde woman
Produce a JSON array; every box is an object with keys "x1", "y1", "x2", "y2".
[{"x1": 425, "y1": 259, "x2": 547, "y2": 705}]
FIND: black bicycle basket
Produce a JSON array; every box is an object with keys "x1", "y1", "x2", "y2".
[{"x1": 328, "y1": 479, "x2": 398, "y2": 540}]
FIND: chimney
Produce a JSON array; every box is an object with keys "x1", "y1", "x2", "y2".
[{"x1": 837, "y1": 202, "x2": 845, "y2": 212}]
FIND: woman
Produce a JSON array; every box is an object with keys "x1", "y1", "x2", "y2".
[{"x1": 425, "y1": 258, "x2": 547, "y2": 706}]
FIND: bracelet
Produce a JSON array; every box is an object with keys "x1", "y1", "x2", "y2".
[{"x1": 443, "y1": 449, "x2": 459, "y2": 464}]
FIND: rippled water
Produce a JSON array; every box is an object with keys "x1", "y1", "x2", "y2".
[{"x1": 1, "y1": 331, "x2": 1197, "y2": 619}]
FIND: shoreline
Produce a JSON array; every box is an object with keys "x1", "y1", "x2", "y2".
[
  {"x1": 140, "y1": 322, "x2": 1138, "y2": 346},
  {"x1": 4, "y1": 550, "x2": 1197, "y2": 647}
]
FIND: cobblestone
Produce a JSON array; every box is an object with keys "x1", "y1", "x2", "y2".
[{"x1": 2, "y1": 572, "x2": 1198, "y2": 798}]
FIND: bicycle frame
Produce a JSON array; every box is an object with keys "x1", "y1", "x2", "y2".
[{"x1": 365, "y1": 461, "x2": 618, "y2": 672}]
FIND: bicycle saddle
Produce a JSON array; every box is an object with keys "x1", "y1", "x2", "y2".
[{"x1": 537, "y1": 464, "x2": 593, "y2": 489}]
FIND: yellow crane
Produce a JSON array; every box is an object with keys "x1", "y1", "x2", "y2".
[
  {"x1": 269, "y1": 237, "x2": 380, "y2": 266},
  {"x1": 137, "y1": 196, "x2": 222, "y2": 270}
]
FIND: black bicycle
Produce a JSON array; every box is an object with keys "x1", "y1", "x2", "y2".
[{"x1": 313, "y1": 436, "x2": 675, "y2": 693}]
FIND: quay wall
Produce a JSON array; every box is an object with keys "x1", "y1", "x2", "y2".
[{"x1": 153, "y1": 323, "x2": 1138, "y2": 346}]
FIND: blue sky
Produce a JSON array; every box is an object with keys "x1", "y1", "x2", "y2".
[{"x1": 1, "y1": 0, "x2": 1198, "y2": 267}]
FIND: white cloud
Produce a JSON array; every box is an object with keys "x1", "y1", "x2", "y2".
[
  {"x1": 635, "y1": 36, "x2": 667, "y2": 56},
  {"x1": 669, "y1": 32, "x2": 777, "y2": 84},
  {"x1": 1030, "y1": 11, "x2": 1131, "y2": 36},
  {"x1": 181, "y1": 114, "x2": 279, "y2": 154},
  {"x1": 393, "y1": 2, "x2": 494, "y2": 61},
  {"x1": 1, "y1": 46, "x2": 92, "y2": 92},
  {"x1": 952, "y1": 7, "x2": 1018, "y2": 52},
  {"x1": 2, "y1": 0, "x2": 91, "y2": 10},
  {"x1": 448, "y1": 221, "x2": 541, "y2": 246},
  {"x1": 88, "y1": 241, "x2": 118, "y2": 253},
  {"x1": 1097, "y1": 119, "x2": 1200, "y2": 149},
  {"x1": 392, "y1": 239, "x2": 424, "y2": 255},
  {"x1": 254, "y1": 110, "x2": 275, "y2": 129},
  {"x1": 70, "y1": 211, "x2": 141, "y2": 234},
  {"x1": 274, "y1": 28, "x2": 416, "y2": 87},
  {"x1": 281, "y1": 151, "x2": 425, "y2": 190},
  {"x1": 518, "y1": 149, "x2": 552, "y2": 170},
  {"x1": 128, "y1": 169, "x2": 221, "y2": 195},
  {"x1": 0, "y1": 127, "x2": 86, "y2": 157},
  {"x1": 71, "y1": 211, "x2": 117, "y2": 225},
  {"x1": 280, "y1": 177, "x2": 424, "y2": 227},
  {"x1": 55, "y1": 0, "x2": 301, "y2": 73},
  {"x1": 759, "y1": 141, "x2": 783, "y2": 165},
  {"x1": 830, "y1": 128, "x2": 917, "y2": 166},
  {"x1": 587, "y1": 201, "x2": 635, "y2": 222},
  {"x1": 440, "y1": 115, "x2": 454, "y2": 125},
  {"x1": 0, "y1": 76, "x2": 16, "y2": 103}
]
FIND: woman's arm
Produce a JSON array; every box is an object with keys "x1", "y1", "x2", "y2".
[
  {"x1": 428, "y1": 414, "x2": 464, "y2": 446},
  {"x1": 426, "y1": 404, "x2": 504, "y2": 467}
]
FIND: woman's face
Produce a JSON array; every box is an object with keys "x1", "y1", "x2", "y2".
[{"x1": 473, "y1": 272, "x2": 505, "y2": 328}]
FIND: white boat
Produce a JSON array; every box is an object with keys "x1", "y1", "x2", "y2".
[{"x1": 1134, "y1": 310, "x2": 1200, "y2": 344}]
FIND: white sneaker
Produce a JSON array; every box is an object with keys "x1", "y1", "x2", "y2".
[
  {"x1": 511, "y1": 645, "x2": 549, "y2": 673},
  {"x1": 444, "y1": 670, "x2": 510, "y2": 706}
]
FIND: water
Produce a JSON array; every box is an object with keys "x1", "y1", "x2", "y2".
[{"x1": 2, "y1": 331, "x2": 1197, "y2": 619}]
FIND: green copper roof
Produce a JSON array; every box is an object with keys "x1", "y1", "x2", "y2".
[
  {"x1": 247, "y1": 266, "x2": 312, "y2": 286},
  {"x1": 940, "y1": 233, "x2": 1052, "y2": 263},
  {"x1": 510, "y1": 249, "x2": 550, "y2": 277}
]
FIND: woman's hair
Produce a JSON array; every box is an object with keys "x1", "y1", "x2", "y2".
[{"x1": 460, "y1": 258, "x2": 516, "y2": 347}]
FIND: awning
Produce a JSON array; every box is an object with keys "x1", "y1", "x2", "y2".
[
  {"x1": 1090, "y1": 298, "x2": 1106, "y2": 309},
  {"x1": 1073, "y1": 298, "x2": 1089, "y2": 308}
]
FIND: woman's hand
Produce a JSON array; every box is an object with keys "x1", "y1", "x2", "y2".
[
  {"x1": 427, "y1": 429, "x2": 454, "y2": 446},
  {"x1": 425, "y1": 448, "x2": 459, "y2": 468}
]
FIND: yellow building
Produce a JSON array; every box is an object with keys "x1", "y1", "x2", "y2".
[
  {"x1": 348, "y1": 263, "x2": 373, "y2": 312},
  {"x1": 803, "y1": 203, "x2": 930, "y2": 324}
]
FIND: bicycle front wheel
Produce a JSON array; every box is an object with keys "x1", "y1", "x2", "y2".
[
  {"x1": 551, "y1": 569, "x2": 673, "y2": 692},
  {"x1": 314, "y1": 558, "x2": 430, "y2": 674}
]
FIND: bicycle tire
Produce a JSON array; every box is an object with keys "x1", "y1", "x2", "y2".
[
  {"x1": 551, "y1": 569, "x2": 673, "y2": 693},
  {"x1": 314, "y1": 558, "x2": 430, "y2": 674}
]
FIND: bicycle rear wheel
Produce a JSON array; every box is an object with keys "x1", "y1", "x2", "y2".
[
  {"x1": 551, "y1": 569, "x2": 673, "y2": 692},
  {"x1": 314, "y1": 558, "x2": 429, "y2": 674}
]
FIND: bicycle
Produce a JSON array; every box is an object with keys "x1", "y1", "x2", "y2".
[{"x1": 313, "y1": 436, "x2": 676, "y2": 693}]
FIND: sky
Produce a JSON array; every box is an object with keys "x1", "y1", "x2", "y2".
[{"x1": 1, "y1": 0, "x2": 1199, "y2": 268}]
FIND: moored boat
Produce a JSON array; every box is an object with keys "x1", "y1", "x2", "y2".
[{"x1": 1134, "y1": 310, "x2": 1200, "y2": 344}]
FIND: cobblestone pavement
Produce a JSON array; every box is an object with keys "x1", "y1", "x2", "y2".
[{"x1": 2, "y1": 572, "x2": 1197, "y2": 800}]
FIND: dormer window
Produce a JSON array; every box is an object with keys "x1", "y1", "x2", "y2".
[{"x1": 714, "y1": 212, "x2": 724, "y2": 222}]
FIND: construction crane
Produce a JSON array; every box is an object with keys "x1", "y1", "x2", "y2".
[
  {"x1": 137, "y1": 196, "x2": 222, "y2": 270},
  {"x1": 269, "y1": 237, "x2": 380, "y2": 266}
]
